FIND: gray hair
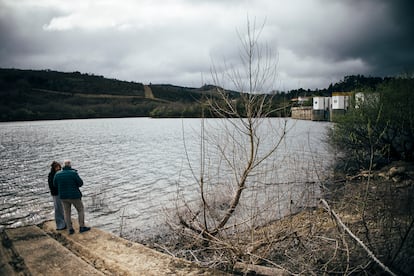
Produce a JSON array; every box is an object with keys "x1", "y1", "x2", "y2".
[{"x1": 63, "y1": 160, "x2": 72, "y2": 167}]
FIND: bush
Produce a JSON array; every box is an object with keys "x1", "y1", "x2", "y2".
[{"x1": 329, "y1": 77, "x2": 414, "y2": 171}]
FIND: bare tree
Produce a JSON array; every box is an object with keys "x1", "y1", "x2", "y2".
[
  {"x1": 168, "y1": 18, "x2": 295, "y2": 272},
  {"x1": 159, "y1": 21, "x2": 414, "y2": 275}
]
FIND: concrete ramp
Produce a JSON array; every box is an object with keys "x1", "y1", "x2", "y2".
[
  {"x1": 3, "y1": 225, "x2": 103, "y2": 275},
  {"x1": 1, "y1": 222, "x2": 227, "y2": 276}
]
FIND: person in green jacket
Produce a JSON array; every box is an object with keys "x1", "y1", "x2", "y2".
[{"x1": 53, "y1": 160, "x2": 90, "y2": 234}]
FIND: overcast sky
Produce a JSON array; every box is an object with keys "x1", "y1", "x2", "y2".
[{"x1": 0, "y1": 0, "x2": 413, "y2": 91}]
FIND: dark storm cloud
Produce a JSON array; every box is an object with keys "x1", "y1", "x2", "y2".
[
  {"x1": 370, "y1": 0, "x2": 414, "y2": 74},
  {"x1": 317, "y1": 0, "x2": 414, "y2": 76}
]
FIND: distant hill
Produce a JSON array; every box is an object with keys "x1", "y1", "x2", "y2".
[
  {"x1": 0, "y1": 68, "x2": 392, "y2": 121},
  {"x1": 0, "y1": 69, "x2": 229, "y2": 121},
  {"x1": 0, "y1": 69, "x2": 145, "y2": 96}
]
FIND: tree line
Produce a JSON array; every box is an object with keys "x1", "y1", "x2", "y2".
[{"x1": 0, "y1": 68, "x2": 400, "y2": 122}]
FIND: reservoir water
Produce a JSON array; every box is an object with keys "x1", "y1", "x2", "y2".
[{"x1": 0, "y1": 117, "x2": 333, "y2": 239}]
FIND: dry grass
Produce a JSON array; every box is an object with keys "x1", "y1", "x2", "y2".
[{"x1": 131, "y1": 162, "x2": 414, "y2": 275}]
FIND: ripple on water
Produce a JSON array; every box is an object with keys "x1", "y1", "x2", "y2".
[{"x1": 0, "y1": 118, "x2": 333, "y2": 238}]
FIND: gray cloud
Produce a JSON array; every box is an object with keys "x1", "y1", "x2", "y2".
[
  {"x1": 0, "y1": 0, "x2": 412, "y2": 91},
  {"x1": 306, "y1": 0, "x2": 414, "y2": 76}
]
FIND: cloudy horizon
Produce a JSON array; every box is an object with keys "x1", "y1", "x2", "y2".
[{"x1": 1, "y1": 0, "x2": 413, "y2": 92}]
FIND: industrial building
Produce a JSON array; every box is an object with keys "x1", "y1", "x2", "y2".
[{"x1": 291, "y1": 92, "x2": 358, "y2": 121}]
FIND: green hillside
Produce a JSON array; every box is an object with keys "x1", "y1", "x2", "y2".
[{"x1": 0, "y1": 69, "x2": 219, "y2": 121}]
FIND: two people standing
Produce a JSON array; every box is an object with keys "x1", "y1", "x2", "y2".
[{"x1": 48, "y1": 160, "x2": 91, "y2": 234}]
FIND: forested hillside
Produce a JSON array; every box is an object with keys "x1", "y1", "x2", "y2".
[
  {"x1": 0, "y1": 69, "x2": 213, "y2": 121},
  {"x1": 0, "y1": 68, "x2": 393, "y2": 121}
]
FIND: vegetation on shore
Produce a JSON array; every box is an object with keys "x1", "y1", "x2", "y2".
[
  {"x1": 137, "y1": 162, "x2": 414, "y2": 275},
  {"x1": 329, "y1": 77, "x2": 414, "y2": 168}
]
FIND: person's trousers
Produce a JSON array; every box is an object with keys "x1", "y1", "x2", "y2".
[
  {"x1": 61, "y1": 198, "x2": 85, "y2": 230},
  {"x1": 52, "y1": 195, "x2": 66, "y2": 229}
]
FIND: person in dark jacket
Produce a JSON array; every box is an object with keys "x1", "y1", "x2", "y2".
[
  {"x1": 48, "y1": 161, "x2": 66, "y2": 230},
  {"x1": 53, "y1": 160, "x2": 90, "y2": 234}
]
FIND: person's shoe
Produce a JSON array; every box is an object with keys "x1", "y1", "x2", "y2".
[
  {"x1": 69, "y1": 228, "x2": 75, "y2": 235},
  {"x1": 79, "y1": 226, "x2": 91, "y2": 233},
  {"x1": 56, "y1": 226, "x2": 67, "y2": 230}
]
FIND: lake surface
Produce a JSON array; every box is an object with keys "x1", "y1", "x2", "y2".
[{"x1": 0, "y1": 117, "x2": 333, "y2": 239}]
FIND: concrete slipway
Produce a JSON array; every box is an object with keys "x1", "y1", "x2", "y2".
[{"x1": 0, "y1": 221, "x2": 227, "y2": 275}]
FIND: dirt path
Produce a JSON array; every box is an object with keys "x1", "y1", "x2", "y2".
[
  {"x1": 1, "y1": 221, "x2": 227, "y2": 275},
  {"x1": 143, "y1": 85, "x2": 155, "y2": 99}
]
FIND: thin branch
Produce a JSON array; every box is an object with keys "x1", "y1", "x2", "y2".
[{"x1": 320, "y1": 199, "x2": 397, "y2": 276}]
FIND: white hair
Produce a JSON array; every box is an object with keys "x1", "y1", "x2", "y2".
[{"x1": 63, "y1": 160, "x2": 72, "y2": 167}]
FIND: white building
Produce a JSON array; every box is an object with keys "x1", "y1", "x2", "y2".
[
  {"x1": 331, "y1": 95, "x2": 350, "y2": 110},
  {"x1": 297, "y1": 92, "x2": 378, "y2": 121},
  {"x1": 313, "y1": 97, "x2": 331, "y2": 110}
]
